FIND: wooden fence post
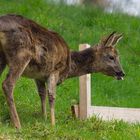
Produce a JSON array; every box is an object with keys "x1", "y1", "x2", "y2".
[{"x1": 79, "y1": 44, "x2": 91, "y2": 119}]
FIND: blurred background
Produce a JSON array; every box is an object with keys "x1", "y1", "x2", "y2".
[{"x1": 52, "y1": 0, "x2": 140, "y2": 16}]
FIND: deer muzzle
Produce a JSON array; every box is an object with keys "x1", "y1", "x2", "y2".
[{"x1": 115, "y1": 71, "x2": 125, "y2": 80}]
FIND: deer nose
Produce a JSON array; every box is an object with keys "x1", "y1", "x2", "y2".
[{"x1": 116, "y1": 71, "x2": 125, "y2": 77}]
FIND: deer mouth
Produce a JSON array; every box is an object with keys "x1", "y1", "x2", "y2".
[
  {"x1": 115, "y1": 71, "x2": 125, "y2": 80},
  {"x1": 115, "y1": 76, "x2": 124, "y2": 80}
]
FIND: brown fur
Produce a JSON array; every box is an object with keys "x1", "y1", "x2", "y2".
[{"x1": 0, "y1": 14, "x2": 124, "y2": 129}]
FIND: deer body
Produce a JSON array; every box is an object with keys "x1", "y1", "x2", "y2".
[
  {"x1": 0, "y1": 14, "x2": 70, "y2": 80},
  {"x1": 0, "y1": 14, "x2": 125, "y2": 129}
]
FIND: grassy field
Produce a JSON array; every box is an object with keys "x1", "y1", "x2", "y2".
[{"x1": 0, "y1": 0, "x2": 140, "y2": 139}]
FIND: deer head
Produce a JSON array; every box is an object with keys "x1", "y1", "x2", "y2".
[{"x1": 93, "y1": 32, "x2": 125, "y2": 80}]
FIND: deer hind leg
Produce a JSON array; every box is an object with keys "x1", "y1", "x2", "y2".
[
  {"x1": 35, "y1": 80, "x2": 47, "y2": 117},
  {"x1": 47, "y1": 72, "x2": 59, "y2": 126},
  {"x1": 2, "y1": 56, "x2": 30, "y2": 129}
]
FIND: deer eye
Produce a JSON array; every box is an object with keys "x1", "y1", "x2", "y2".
[{"x1": 109, "y1": 56, "x2": 114, "y2": 60}]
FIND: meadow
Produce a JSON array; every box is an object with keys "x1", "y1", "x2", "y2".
[{"x1": 0, "y1": 0, "x2": 140, "y2": 139}]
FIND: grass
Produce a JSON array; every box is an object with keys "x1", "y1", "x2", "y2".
[{"x1": 0, "y1": 0, "x2": 140, "y2": 139}]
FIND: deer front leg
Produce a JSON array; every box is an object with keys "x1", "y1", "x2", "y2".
[
  {"x1": 35, "y1": 80, "x2": 47, "y2": 117},
  {"x1": 2, "y1": 59, "x2": 30, "y2": 129},
  {"x1": 47, "y1": 72, "x2": 59, "y2": 126}
]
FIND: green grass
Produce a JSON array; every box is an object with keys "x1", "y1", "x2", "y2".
[{"x1": 0, "y1": 0, "x2": 140, "y2": 139}]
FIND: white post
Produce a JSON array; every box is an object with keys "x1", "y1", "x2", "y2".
[{"x1": 79, "y1": 44, "x2": 91, "y2": 119}]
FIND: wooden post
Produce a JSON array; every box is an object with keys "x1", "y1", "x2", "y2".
[{"x1": 79, "y1": 44, "x2": 91, "y2": 119}]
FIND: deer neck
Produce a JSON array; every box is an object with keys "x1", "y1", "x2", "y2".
[{"x1": 68, "y1": 48, "x2": 96, "y2": 78}]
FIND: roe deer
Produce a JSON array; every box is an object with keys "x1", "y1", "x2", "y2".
[{"x1": 0, "y1": 14, "x2": 125, "y2": 129}]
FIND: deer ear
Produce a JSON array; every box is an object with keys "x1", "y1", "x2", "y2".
[
  {"x1": 98, "y1": 32, "x2": 123, "y2": 49},
  {"x1": 111, "y1": 34, "x2": 123, "y2": 47},
  {"x1": 100, "y1": 31, "x2": 116, "y2": 47}
]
